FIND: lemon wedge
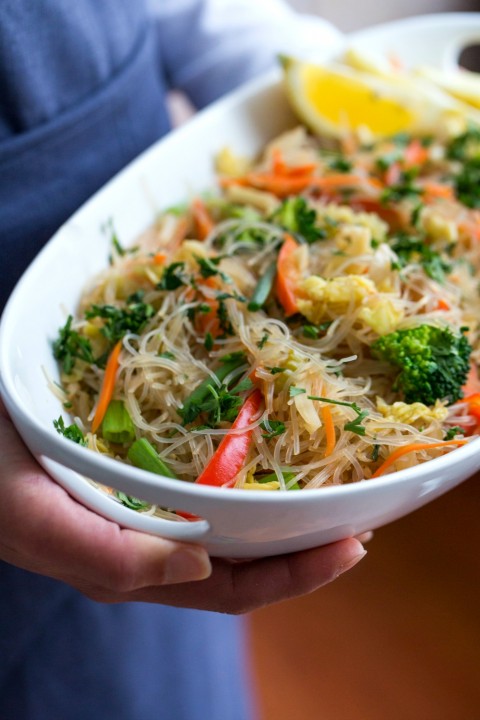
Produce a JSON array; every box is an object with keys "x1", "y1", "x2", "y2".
[
  {"x1": 342, "y1": 47, "x2": 398, "y2": 79},
  {"x1": 415, "y1": 65, "x2": 480, "y2": 110},
  {"x1": 281, "y1": 55, "x2": 476, "y2": 141}
]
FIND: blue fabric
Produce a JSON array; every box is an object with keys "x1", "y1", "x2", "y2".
[
  {"x1": 0, "y1": 5, "x2": 170, "y2": 311},
  {"x1": 0, "y1": 565, "x2": 252, "y2": 720},
  {"x1": 0, "y1": 2, "x2": 254, "y2": 718},
  {"x1": 0, "y1": 0, "x2": 147, "y2": 139}
]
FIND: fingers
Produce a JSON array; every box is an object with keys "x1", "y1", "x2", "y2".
[
  {"x1": 355, "y1": 530, "x2": 374, "y2": 544},
  {"x1": 115, "y1": 537, "x2": 367, "y2": 613},
  {"x1": 1, "y1": 399, "x2": 367, "y2": 613},
  {"x1": 0, "y1": 406, "x2": 212, "y2": 592}
]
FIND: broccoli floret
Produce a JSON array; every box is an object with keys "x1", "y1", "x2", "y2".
[
  {"x1": 371, "y1": 324, "x2": 472, "y2": 406},
  {"x1": 271, "y1": 197, "x2": 325, "y2": 244}
]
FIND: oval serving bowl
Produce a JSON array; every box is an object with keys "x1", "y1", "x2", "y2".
[{"x1": 2, "y1": 13, "x2": 480, "y2": 558}]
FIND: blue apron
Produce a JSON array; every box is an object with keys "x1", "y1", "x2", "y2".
[{"x1": 0, "y1": 4, "x2": 253, "y2": 719}]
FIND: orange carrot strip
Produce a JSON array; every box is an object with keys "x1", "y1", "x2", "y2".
[
  {"x1": 422, "y1": 182, "x2": 455, "y2": 201},
  {"x1": 404, "y1": 139, "x2": 429, "y2": 168},
  {"x1": 192, "y1": 198, "x2": 214, "y2": 240},
  {"x1": 91, "y1": 340, "x2": 123, "y2": 434},
  {"x1": 221, "y1": 170, "x2": 381, "y2": 199},
  {"x1": 372, "y1": 439, "x2": 468, "y2": 478},
  {"x1": 243, "y1": 173, "x2": 315, "y2": 197},
  {"x1": 271, "y1": 148, "x2": 317, "y2": 177},
  {"x1": 275, "y1": 234, "x2": 300, "y2": 316},
  {"x1": 436, "y1": 298, "x2": 450, "y2": 311},
  {"x1": 272, "y1": 148, "x2": 288, "y2": 175},
  {"x1": 195, "y1": 298, "x2": 221, "y2": 337},
  {"x1": 321, "y1": 405, "x2": 336, "y2": 457},
  {"x1": 152, "y1": 252, "x2": 167, "y2": 265}
]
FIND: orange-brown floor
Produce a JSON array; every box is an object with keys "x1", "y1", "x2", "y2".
[{"x1": 249, "y1": 474, "x2": 480, "y2": 720}]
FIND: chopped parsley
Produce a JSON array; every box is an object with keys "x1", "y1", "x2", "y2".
[
  {"x1": 444, "y1": 426, "x2": 466, "y2": 441},
  {"x1": 452, "y1": 157, "x2": 480, "y2": 209},
  {"x1": 53, "y1": 416, "x2": 87, "y2": 446},
  {"x1": 261, "y1": 419, "x2": 286, "y2": 438},
  {"x1": 157, "y1": 262, "x2": 188, "y2": 290},
  {"x1": 271, "y1": 197, "x2": 326, "y2": 245},
  {"x1": 85, "y1": 293, "x2": 155, "y2": 344},
  {"x1": 53, "y1": 315, "x2": 94, "y2": 374},
  {"x1": 327, "y1": 156, "x2": 353, "y2": 172},
  {"x1": 381, "y1": 169, "x2": 423, "y2": 204},
  {"x1": 196, "y1": 255, "x2": 231, "y2": 282},
  {"x1": 390, "y1": 232, "x2": 451, "y2": 283}
]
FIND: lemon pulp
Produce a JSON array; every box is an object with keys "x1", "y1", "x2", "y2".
[{"x1": 300, "y1": 64, "x2": 415, "y2": 136}]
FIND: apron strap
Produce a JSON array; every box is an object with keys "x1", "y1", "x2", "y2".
[{"x1": 0, "y1": 25, "x2": 171, "y2": 312}]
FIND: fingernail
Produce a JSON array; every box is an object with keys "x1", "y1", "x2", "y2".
[
  {"x1": 336, "y1": 549, "x2": 367, "y2": 578},
  {"x1": 164, "y1": 547, "x2": 212, "y2": 584}
]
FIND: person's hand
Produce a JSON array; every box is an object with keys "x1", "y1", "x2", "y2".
[{"x1": 0, "y1": 399, "x2": 366, "y2": 614}]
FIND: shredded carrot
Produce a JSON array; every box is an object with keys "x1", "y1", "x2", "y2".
[
  {"x1": 321, "y1": 405, "x2": 336, "y2": 457},
  {"x1": 241, "y1": 172, "x2": 315, "y2": 197},
  {"x1": 194, "y1": 298, "x2": 221, "y2": 337},
  {"x1": 422, "y1": 182, "x2": 455, "y2": 202},
  {"x1": 275, "y1": 234, "x2": 301, "y2": 316},
  {"x1": 152, "y1": 252, "x2": 167, "y2": 265},
  {"x1": 372, "y1": 438, "x2": 469, "y2": 478},
  {"x1": 271, "y1": 148, "x2": 317, "y2": 177},
  {"x1": 458, "y1": 219, "x2": 480, "y2": 242},
  {"x1": 436, "y1": 298, "x2": 450, "y2": 311},
  {"x1": 272, "y1": 148, "x2": 288, "y2": 175},
  {"x1": 220, "y1": 170, "x2": 382, "y2": 199},
  {"x1": 91, "y1": 340, "x2": 123, "y2": 434},
  {"x1": 192, "y1": 198, "x2": 214, "y2": 240},
  {"x1": 404, "y1": 139, "x2": 429, "y2": 168}
]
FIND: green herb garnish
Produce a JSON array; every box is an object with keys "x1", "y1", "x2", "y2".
[
  {"x1": 53, "y1": 316, "x2": 94, "y2": 374},
  {"x1": 53, "y1": 416, "x2": 87, "y2": 446}
]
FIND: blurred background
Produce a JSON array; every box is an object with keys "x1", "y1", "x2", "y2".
[
  {"x1": 288, "y1": 0, "x2": 479, "y2": 32},
  {"x1": 248, "y1": 3, "x2": 480, "y2": 720}
]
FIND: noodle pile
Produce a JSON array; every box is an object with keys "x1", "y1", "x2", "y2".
[{"x1": 52, "y1": 111, "x2": 480, "y2": 508}]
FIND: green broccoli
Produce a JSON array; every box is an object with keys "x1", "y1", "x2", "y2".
[
  {"x1": 271, "y1": 197, "x2": 325, "y2": 244},
  {"x1": 370, "y1": 324, "x2": 472, "y2": 406}
]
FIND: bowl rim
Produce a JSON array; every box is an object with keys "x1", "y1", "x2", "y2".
[{"x1": 2, "y1": 12, "x2": 480, "y2": 507}]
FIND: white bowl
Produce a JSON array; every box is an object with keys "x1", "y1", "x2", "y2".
[{"x1": 2, "y1": 14, "x2": 480, "y2": 558}]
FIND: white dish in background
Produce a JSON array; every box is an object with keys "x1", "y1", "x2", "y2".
[{"x1": 1, "y1": 14, "x2": 480, "y2": 558}]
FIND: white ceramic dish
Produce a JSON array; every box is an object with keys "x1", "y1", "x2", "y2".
[{"x1": 2, "y1": 14, "x2": 480, "y2": 558}]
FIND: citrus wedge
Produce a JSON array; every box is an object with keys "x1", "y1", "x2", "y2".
[
  {"x1": 281, "y1": 56, "x2": 477, "y2": 141},
  {"x1": 415, "y1": 65, "x2": 480, "y2": 110},
  {"x1": 342, "y1": 47, "x2": 399, "y2": 79}
]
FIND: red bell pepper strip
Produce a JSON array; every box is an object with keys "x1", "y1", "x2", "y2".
[
  {"x1": 195, "y1": 389, "x2": 263, "y2": 487},
  {"x1": 275, "y1": 233, "x2": 301, "y2": 317}
]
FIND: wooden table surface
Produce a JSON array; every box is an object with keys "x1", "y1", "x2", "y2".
[{"x1": 249, "y1": 474, "x2": 480, "y2": 720}]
